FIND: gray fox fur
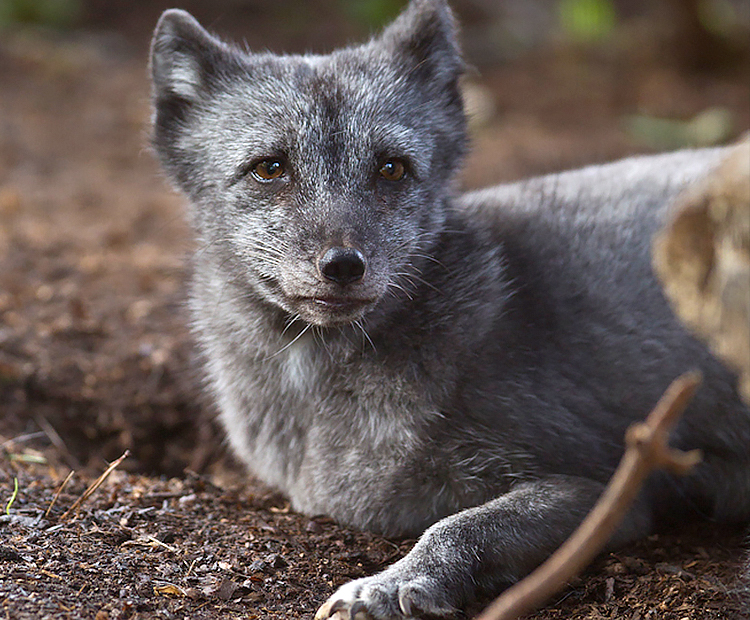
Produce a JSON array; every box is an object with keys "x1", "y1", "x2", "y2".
[{"x1": 149, "y1": 1, "x2": 750, "y2": 617}]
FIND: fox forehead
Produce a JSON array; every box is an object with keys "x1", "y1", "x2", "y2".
[{"x1": 214, "y1": 54, "x2": 435, "y2": 178}]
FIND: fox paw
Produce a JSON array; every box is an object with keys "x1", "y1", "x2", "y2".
[{"x1": 315, "y1": 573, "x2": 458, "y2": 620}]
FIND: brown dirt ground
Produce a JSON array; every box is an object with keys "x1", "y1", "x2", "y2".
[{"x1": 1, "y1": 4, "x2": 750, "y2": 619}]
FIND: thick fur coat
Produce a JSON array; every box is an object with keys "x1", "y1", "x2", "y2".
[{"x1": 150, "y1": 1, "x2": 750, "y2": 617}]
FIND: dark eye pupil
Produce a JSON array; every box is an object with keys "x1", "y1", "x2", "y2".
[{"x1": 253, "y1": 159, "x2": 284, "y2": 180}]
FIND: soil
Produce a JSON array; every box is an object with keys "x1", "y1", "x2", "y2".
[{"x1": 1, "y1": 3, "x2": 749, "y2": 619}]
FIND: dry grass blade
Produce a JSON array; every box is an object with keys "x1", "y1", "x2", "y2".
[
  {"x1": 45, "y1": 470, "x2": 75, "y2": 519},
  {"x1": 35, "y1": 414, "x2": 82, "y2": 470},
  {"x1": 474, "y1": 372, "x2": 703, "y2": 620},
  {"x1": 60, "y1": 450, "x2": 130, "y2": 521},
  {"x1": 0, "y1": 432, "x2": 46, "y2": 449}
]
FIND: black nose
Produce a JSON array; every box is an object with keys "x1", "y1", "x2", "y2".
[{"x1": 318, "y1": 247, "x2": 366, "y2": 286}]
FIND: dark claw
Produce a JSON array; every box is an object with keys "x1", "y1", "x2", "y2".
[
  {"x1": 349, "y1": 600, "x2": 370, "y2": 619},
  {"x1": 329, "y1": 599, "x2": 348, "y2": 615}
]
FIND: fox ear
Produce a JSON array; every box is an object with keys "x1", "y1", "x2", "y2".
[
  {"x1": 150, "y1": 10, "x2": 241, "y2": 188},
  {"x1": 379, "y1": 0, "x2": 463, "y2": 85},
  {"x1": 150, "y1": 9, "x2": 235, "y2": 105}
]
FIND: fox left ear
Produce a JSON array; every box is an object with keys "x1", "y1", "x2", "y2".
[
  {"x1": 150, "y1": 9, "x2": 235, "y2": 104},
  {"x1": 379, "y1": 0, "x2": 464, "y2": 87},
  {"x1": 150, "y1": 10, "x2": 244, "y2": 189}
]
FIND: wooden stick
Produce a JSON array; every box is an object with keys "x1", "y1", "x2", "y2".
[{"x1": 474, "y1": 372, "x2": 703, "y2": 620}]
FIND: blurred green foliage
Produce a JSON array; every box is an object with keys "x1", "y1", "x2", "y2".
[
  {"x1": 698, "y1": 0, "x2": 742, "y2": 35},
  {"x1": 624, "y1": 108, "x2": 735, "y2": 149},
  {"x1": 339, "y1": 0, "x2": 405, "y2": 29},
  {"x1": 558, "y1": 0, "x2": 616, "y2": 43},
  {"x1": 0, "y1": 0, "x2": 81, "y2": 28}
]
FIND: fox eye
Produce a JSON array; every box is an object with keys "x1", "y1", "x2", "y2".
[
  {"x1": 379, "y1": 159, "x2": 407, "y2": 182},
  {"x1": 252, "y1": 159, "x2": 285, "y2": 181}
]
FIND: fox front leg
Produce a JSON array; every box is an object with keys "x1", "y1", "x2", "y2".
[{"x1": 316, "y1": 476, "x2": 652, "y2": 619}]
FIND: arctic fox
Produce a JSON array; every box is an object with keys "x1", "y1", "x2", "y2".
[{"x1": 150, "y1": 1, "x2": 750, "y2": 617}]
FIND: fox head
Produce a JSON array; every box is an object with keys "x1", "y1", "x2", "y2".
[{"x1": 150, "y1": 0, "x2": 467, "y2": 327}]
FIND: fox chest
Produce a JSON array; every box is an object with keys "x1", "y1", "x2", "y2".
[{"x1": 235, "y1": 339, "x2": 431, "y2": 504}]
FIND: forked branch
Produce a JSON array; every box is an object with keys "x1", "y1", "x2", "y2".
[{"x1": 475, "y1": 372, "x2": 703, "y2": 620}]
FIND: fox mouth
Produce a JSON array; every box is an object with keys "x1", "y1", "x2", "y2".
[{"x1": 295, "y1": 296, "x2": 376, "y2": 324}]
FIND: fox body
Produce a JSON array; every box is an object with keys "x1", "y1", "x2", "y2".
[{"x1": 150, "y1": 2, "x2": 750, "y2": 617}]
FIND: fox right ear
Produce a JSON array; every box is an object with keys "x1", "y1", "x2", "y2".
[
  {"x1": 379, "y1": 0, "x2": 463, "y2": 88},
  {"x1": 150, "y1": 9, "x2": 234, "y2": 105}
]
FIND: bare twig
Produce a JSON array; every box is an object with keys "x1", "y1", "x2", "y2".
[
  {"x1": 145, "y1": 535, "x2": 179, "y2": 553},
  {"x1": 38, "y1": 568, "x2": 64, "y2": 580},
  {"x1": 60, "y1": 450, "x2": 130, "y2": 521},
  {"x1": 475, "y1": 372, "x2": 703, "y2": 620},
  {"x1": 120, "y1": 535, "x2": 179, "y2": 553}
]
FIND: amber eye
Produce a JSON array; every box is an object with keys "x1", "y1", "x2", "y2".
[
  {"x1": 379, "y1": 159, "x2": 406, "y2": 181},
  {"x1": 252, "y1": 159, "x2": 285, "y2": 181}
]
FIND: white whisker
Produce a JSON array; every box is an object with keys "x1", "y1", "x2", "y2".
[
  {"x1": 263, "y1": 322, "x2": 312, "y2": 361},
  {"x1": 354, "y1": 319, "x2": 377, "y2": 354}
]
